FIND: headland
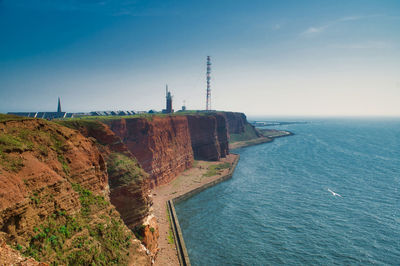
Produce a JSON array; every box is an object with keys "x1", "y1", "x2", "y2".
[{"x1": 0, "y1": 111, "x2": 292, "y2": 265}]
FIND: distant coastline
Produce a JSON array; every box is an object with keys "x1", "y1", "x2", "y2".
[{"x1": 229, "y1": 129, "x2": 294, "y2": 150}]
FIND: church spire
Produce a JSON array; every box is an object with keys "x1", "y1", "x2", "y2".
[{"x1": 57, "y1": 97, "x2": 62, "y2": 113}]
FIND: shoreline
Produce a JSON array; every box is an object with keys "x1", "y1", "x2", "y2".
[{"x1": 152, "y1": 130, "x2": 292, "y2": 265}]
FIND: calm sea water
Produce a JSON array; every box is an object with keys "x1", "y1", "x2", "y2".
[{"x1": 175, "y1": 118, "x2": 400, "y2": 265}]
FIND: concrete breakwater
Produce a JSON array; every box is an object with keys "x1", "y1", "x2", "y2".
[{"x1": 166, "y1": 154, "x2": 240, "y2": 266}]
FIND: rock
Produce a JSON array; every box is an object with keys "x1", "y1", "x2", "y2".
[{"x1": 106, "y1": 116, "x2": 194, "y2": 188}]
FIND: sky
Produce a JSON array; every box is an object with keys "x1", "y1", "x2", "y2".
[{"x1": 1, "y1": 0, "x2": 400, "y2": 117}]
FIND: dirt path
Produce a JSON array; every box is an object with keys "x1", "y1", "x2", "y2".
[{"x1": 152, "y1": 154, "x2": 239, "y2": 266}]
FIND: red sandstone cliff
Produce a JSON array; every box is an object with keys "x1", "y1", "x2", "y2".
[
  {"x1": 214, "y1": 113, "x2": 230, "y2": 157},
  {"x1": 0, "y1": 112, "x2": 248, "y2": 264},
  {"x1": 59, "y1": 120, "x2": 151, "y2": 230},
  {"x1": 187, "y1": 115, "x2": 222, "y2": 161},
  {"x1": 0, "y1": 115, "x2": 150, "y2": 265},
  {"x1": 105, "y1": 116, "x2": 194, "y2": 188}
]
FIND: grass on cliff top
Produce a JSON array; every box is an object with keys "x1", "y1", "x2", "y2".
[
  {"x1": 229, "y1": 123, "x2": 260, "y2": 143},
  {"x1": 55, "y1": 110, "x2": 229, "y2": 123},
  {"x1": 21, "y1": 183, "x2": 136, "y2": 265},
  {"x1": 58, "y1": 113, "x2": 167, "y2": 122},
  {"x1": 56, "y1": 119, "x2": 105, "y2": 132},
  {"x1": 0, "y1": 113, "x2": 34, "y2": 123}
]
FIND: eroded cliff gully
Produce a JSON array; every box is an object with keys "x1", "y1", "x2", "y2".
[{"x1": 59, "y1": 120, "x2": 158, "y2": 256}]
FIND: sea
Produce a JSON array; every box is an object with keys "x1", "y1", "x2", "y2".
[{"x1": 175, "y1": 118, "x2": 400, "y2": 265}]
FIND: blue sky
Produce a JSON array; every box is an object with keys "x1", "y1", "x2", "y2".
[{"x1": 1, "y1": 0, "x2": 399, "y2": 116}]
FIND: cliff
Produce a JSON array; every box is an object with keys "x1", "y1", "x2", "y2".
[
  {"x1": 221, "y1": 111, "x2": 262, "y2": 142},
  {"x1": 0, "y1": 115, "x2": 150, "y2": 265},
  {"x1": 187, "y1": 115, "x2": 220, "y2": 161},
  {"x1": 58, "y1": 120, "x2": 151, "y2": 230},
  {"x1": 0, "y1": 111, "x2": 251, "y2": 264},
  {"x1": 214, "y1": 113, "x2": 229, "y2": 157},
  {"x1": 187, "y1": 113, "x2": 229, "y2": 161},
  {"x1": 105, "y1": 116, "x2": 194, "y2": 188},
  {"x1": 221, "y1": 111, "x2": 247, "y2": 134}
]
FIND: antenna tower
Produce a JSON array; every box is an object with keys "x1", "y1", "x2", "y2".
[{"x1": 206, "y1": 56, "x2": 211, "y2": 111}]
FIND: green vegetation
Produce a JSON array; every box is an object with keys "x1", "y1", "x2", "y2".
[
  {"x1": 167, "y1": 228, "x2": 174, "y2": 245},
  {"x1": 57, "y1": 119, "x2": 104, "y2": 132},
  {"x1": 166, "y1": 205, "x2": 174, "y2": 244},
  {"x1": 133, "y1": 224, "x2": 146, "y2": 241},
  {"x1": 107, "y1": 153, "x2": 147, "y2": 189},
  {"x1": 30, "y1": 193, "x2": 40, "y2": 205},
  {"x1": 229, "y1": 123, "x2": 260, "y2": 143},
  {"x1": 20, "y1": 184, "x2": 134, "y2": 265},
  {"x1": 202, "y1": 162, "x2": 231, "y2": 177},
  {"x1": 56, "y1": 110, "x2": 221, "y2": 123},
  {"x1": 0, "y1": 113, "x2": 33, "y2": 123},
  {"x1": 71, "y1": 183, "x2": 109, "y2": 216},
  {"x1": 0, "y1": 131, "x2": 32, "y2": 172},
  {"x1": 0, "y1": 122, "x2": 69, "y2": 173},
  {"x1": 0, "y1": 131, "x2": 33, "y2": 152}
]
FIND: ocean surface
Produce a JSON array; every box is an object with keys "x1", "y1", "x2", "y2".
[{"x1": 175, "y1": 118, "x2": 400, "y2": 265}]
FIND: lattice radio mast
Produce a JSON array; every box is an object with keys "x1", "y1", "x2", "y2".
[{"x1": 206, "y1": 56, "x2": 211, "y2": 111}]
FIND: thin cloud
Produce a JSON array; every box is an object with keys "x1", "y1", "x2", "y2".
[
  {"x1": 301, "y1": 14, "x2": 381, "y2": 36},
  {"x1": 303, "y1": 26, "x2": 326, "y2": 35}
]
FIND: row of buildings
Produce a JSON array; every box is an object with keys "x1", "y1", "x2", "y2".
[{"x1": 8, "y1": 86, "x2": 184, "y2": 120}]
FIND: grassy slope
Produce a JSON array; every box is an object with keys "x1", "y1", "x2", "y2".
[{"x1": 229, "y1": 123, "x2": 260, "y2": 143}]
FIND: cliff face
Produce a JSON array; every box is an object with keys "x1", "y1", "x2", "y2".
[
  {"x1": 221, "y1": 112, "x2": 247, "y2": 134},
  {"x1": 0, "y1": 116, "x2": 150, "y2": 265},
  {"x1": 186, "y1": 114, "x2": 230, "y2": 161},
  {"x1": 222, "y1": 111, "x2": 262, "y2": 142},
  {"x1": 214, "y1": 113, "x2": 229, "y2": 157},
  {"x1": 187, "y1": 115, "x2": 221, "y2": 161},
  {"x1": 59, "y1": 120, "x2": 151, "y2": 230},
  {"x1": 106, "y1": 116, "x2": 194, "y2": 188}
]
